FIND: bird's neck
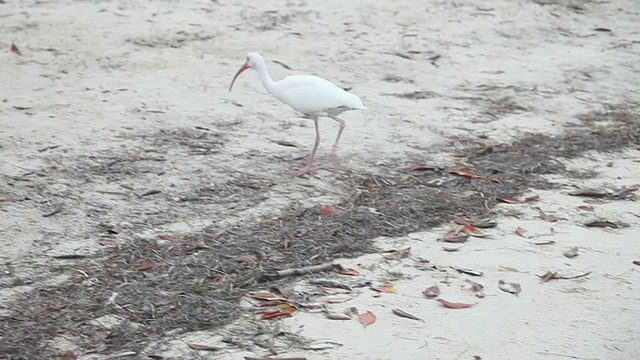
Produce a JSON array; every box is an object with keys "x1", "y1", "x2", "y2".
[{"x1": 254, "y1": 62, "x2": 277, "y2": 94}]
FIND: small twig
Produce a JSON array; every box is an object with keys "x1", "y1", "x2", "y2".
[
  {"x1": 42, "y1": 206, "x2": 63, "y2": 217},
  {"x1": 537, "y1": 271, "x2": 592, "y2": 281},
  {"x1": 38, "y1": 144, "x2": 60, "y2": 152},
  {"x1": 263, "y1": 263, "x2": 335, "y2": 280},
  {"x1": 139, "y1": 189, "x2": 162, "y2": 197}
]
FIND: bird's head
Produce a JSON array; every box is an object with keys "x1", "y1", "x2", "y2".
[{"x1": 228, "y1": 52, "x2": 264, "y2": 92}]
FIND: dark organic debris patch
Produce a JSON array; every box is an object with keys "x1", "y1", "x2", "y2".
[{"x1": 1, "y1": 103, "x2": 638, "y2": 358}]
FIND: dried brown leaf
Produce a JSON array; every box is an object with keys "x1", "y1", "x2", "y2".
[
  {"x1": 409, "y1": 164, "x2": 437, "y2": 171},
  {"x1": 384, "y1": 247, "x2": 411, "y2": 260},
  {"x1": 358, "y1": 311, "x2": 377, "y2": 326},
  {"x1": 577, "y1": 205, "x2": 595, "y2": 211},
  {"x1": 422, "y1": 285, "x2": 441, "y2": 298},
  {"x1": 184, "y1": 343, "x2": 219, "y2": 351},
  {"x1": 498, "y1": 280, "x2": 521, "y2": 296},
  {"x1": 436, "y1": 299, "x2": 477, "y2": 309},
  {"x1": 325, "y1": 313, "x2": 352, "y2": 320},
  {"x1": 137, "y1": 258, "x2": 154, "y2": 271},
  {"x1": 392, "y1": 308, "x2": 424, "y2": 322},
  {"x1": 515, "y1": 226, "x2": 528, "y2": 238}
]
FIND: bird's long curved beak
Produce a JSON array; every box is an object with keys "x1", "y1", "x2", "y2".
[{"x1": 228, "y1": 62, "x2": 250, "y2": 92}]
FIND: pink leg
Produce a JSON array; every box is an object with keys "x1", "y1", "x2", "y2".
[
  {"x1": 329, "y1": 116, "x2": 346, "y2": 168},
  {"x1": 293, "y1": 117, "x2": 320, "y2": 175}
]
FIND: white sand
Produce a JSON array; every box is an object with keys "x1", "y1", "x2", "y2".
[{"x1": 1, "y1": 0, "x2": 639, "y2": 359}]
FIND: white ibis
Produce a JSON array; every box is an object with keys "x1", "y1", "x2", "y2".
[{"x1": 228, "y1": 52, "x2": 366, "y2": 175}]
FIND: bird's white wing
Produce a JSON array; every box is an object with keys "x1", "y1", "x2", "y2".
[{"x1": 270, "y1": 75, "x2": 365, "y2": 115}]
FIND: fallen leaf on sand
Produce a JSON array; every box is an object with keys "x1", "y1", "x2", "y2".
[
  {"x1": 322, "y1": 296, "x2": 352, "y2": 304},
  {"x1": 320, "y1": 205, "x2": 336, "y2": 215},
  {"x1": 450, "y1": 168, "x2": 483, "y2": 179},
  {"x1": 333, "y1": 265, "x2": 360, "y2": 276},
  {"x1": 137, "y1": 258, "x2": 154, "y2": 271},
  {"x1": 373, "y1": 284, "x2": 396, "y2": 293},
  {"x1": 10, "y1": 43, "x2": 21, "y2": 55},
  {"x1": 498, "y1": 280, "x2": 522, "y2": 296},
  {"x1": 465, "y1": 280, "x2": 484, "y2": 293},
  {"x1": 359, "y1": 311, "x2": 377, "y2": 326},
  {"x1": 384, "y1": 247, "x2": 411, "y2": 260},
  {"x1": 564, "y1": 246, "x2": 579, "y2": 258},
  {"x1": 436, "y1": 299, "x2": 477, "y2": 309},
  {"x1": 409, "y1": 164, "x2": 437, "y2": 171},
  {"x1": 443, "y1": 232, "x2": 469, "y2": 243},
  {"x1": 274, "y1": 139, "x2": 302, "y2": 148},
  {"x1": 515, "y1": 226, "x2": 528, "y2": 238},
  {"x1": 344, "y1": 307, "x2": 358, "y2": 317},
  {"x1": 454, "y1": 218, "x2": 498, "y2": 228},
  {"x1": 98, "y1": 239, "x2": 116, "y2": 246},
  {"x1": 235, "y1": 253, "x2": 258, "y2": 262},
  {"x1": 577, "y1": 205, "x2": 595, "y2": 212},
  {"x1": 246, "y1": 292, "x2": 286, "y2": 301},
  {"x1": 184, "y1": 342, "x2": 219, "y2": 351},
  {"x1": 538, "y1": 210, "x2": 565, "y2": 222},
  {"x1": 497, "y1": 194, "x2": 539, "y2": 204},
  {"x1": 584, "y1": 220, "x2": 626, "y2": 228},
  {"x1": 261, "y1": 304, "x2": 295, "y2": 320},
  {"x1": 540, "y1": 271, "x2": 557, "y2": 283},
  {"x1": 392, "y1": 308, "x2": 424, "y2": 322},
  {"x1": 414, "y1": 259, "x2": 434, "y2": 270},
  {"x1": 325, "y1": 313, "x2": 352, "y2": 320},
  {"x1": 443, "y1": 245, "x2": 463, "y2": 252},
  {"x1": 451, "y1": 267, "x2": 483, "y2": 276},
  {"x1": 462, "y1": 225, "x2": 492, "y2": 238},
  {"x1": 423, "y1": 285, "x2": 441, "y2": 298}
]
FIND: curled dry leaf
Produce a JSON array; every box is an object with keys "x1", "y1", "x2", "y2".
[
  {"x1": 540, "y1": 271, "x2": 557, "y2": 283},
  {"x1": 359, "y1": 311, "x2": 377, "y2": 327},
  {"x1": 436, "y1": 299, "x2": 477, "y2": 309},
  {"x1": 423, "y1": 285, "x2": 441, "y2": 298},
  {"x1": 497, "y1": 194, "x2": 539, "y2": 204},
  {"x1": 261, "y1": 304, "x2": 295, "y2": 320},
  {"x1": 384, "y1": 247, "x2": 411, "y2": 260},
  {"x1": 515, "y1": 226, "x2": 528, "y2": 238},
  {"x1": 321, "y1": 296, "x2": 352, "y2": 304},
  {"x1": 184, "y1": 342, "x2": 219, "y2": 351},
  {"x1": 274, "y1": 139, "x2": 302, "y2": 148},
  {"x1": 462, "y1": 225, "x2": 492, "y2": 238},
  {"x1": 344, "y1": 306, "x2": 358, "y2": 317},
  {"x1": 409, "y1": 164, "x2": 437, "y2": 171},
  {"x1": 442, "y1": 245, "x2": 463, "y2": 252},
  {"x1": 320, "y1": 204, "x2": 336, "y2": 215},
  {"x1": 498, "y1": 280, "x2": 522, "y2": 296},
  {"x1": 564, "y1": 246, "x2": 579, "y2": 258},
  {"x1": 10, "y1": 43, "x2": 21, "y2": 55},
  {"x1": 392, "y1": 308, "x2": 424, "y2": 322},
  {"x1": 333, "y1": 264, "x2": 360, "y2": 276},
  {"x1": 414, "y1": 259, "x2": 434, "y2": 270},
  {"x1": 235, "y1": 253, "x2": 258, "y2": 263},
  {"x1": 450, "y1": 168, "x2": 483, "y2": 179},
  {"x1": 137, "y1": 258, "x2": 154, "y2": 271},
  {"x1": 538, "y1": 210, "x2": 565, "y2": 222},
  {"x1": 443, "y1": 231, "x2": 469, "y2": 243},
  {"x1": 373, "y1": 284, "x2": 396, "y2": 293},
  {"x1": 325, "y1": 313, "x2": 352, "y2": 320},
  {"x1": 584, "y1": 220, "x2": 626, "y2": 228},
  {"x1": 451, "y1": 267, "x2": 483, "y2": 276},
  {"x1": 577, "y1": 205, "x2": 595, "y2": 212},
  {"x1": 454, "y1": 218, "x2": 498, "y2": 228},
  {"x1": 246, "y1": 292, "x2": 286, "y2": 301}
]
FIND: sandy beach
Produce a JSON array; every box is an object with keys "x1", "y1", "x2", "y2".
[{"x1": 1, "y1": 0, "x2": 639, "y2": 359}]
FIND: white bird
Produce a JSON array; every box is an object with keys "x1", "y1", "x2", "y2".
[{"x1": 228, "y1": 52, "x2": 366, "y2": 175}]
